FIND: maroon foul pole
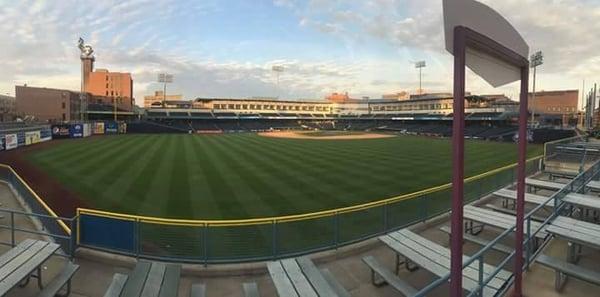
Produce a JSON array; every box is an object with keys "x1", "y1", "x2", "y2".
[
  {"x1": 448, "y1": 25, "x2": 529, "y2": 297},
  {"x1": 450, "y1": 26, "x2": 467, "y2": 297},
  {"x1": 513, "y1": 65, "x2": 529, "y2": 297}
]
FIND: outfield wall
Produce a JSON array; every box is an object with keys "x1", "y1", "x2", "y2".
[{"x1": 0, "y1": 156, "x2": 542, "y2": 263}]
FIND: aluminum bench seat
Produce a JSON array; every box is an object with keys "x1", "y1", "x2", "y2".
[
  {"x1": 190, "y1": 284, "x2": 206, "y2": 297},
  {"x1": 525, "y1": 178, "x2": 565, "y2": 191},
  {"x1": 536, "y1": 254, "x2": 600, "y2": 291},
  {"x1": 438, "y1": 225, "x2": 513, "y2": 254},
  {"x1": 37, "y1": 262, "x2": 79, "y2": 297},
  {"x1": 242, "y1": 282, "x2": 260, "y2": 297},
  {"x1": 463, "y1": 205, "x2": 548, "y2": 239},
  {"x1": 379, "y1": 229, "x2": 510, "y2": 297},
  {"x1": 493, "y1": 188, "x2": 554, "y2": 207},
  {"x1": 267, "y1": 256, "x2": 349, "y2": 297},
  {"x1": 586, "y1": 180, "x2": 600, "y2": 191},
  {"x1": 362, "y1": 255, "x2": 417, "y2": 297},
  {"x1": 564, "y1": 193, "x2": 600, "y2": 212},
  {"x1": 546, "y1": 216, "x2": 600, "y2": 250}
]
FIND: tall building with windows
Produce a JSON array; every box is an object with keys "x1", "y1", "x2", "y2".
[{"x1": 85, "y1": 69, "x2": 134, "y2": 111}]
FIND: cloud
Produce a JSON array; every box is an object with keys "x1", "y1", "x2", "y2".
[{"x1": 2, "y1": 0, "x2": 599, "y2": 106}]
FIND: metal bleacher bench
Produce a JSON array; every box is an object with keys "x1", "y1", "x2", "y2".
[
  {"x1": 38, "y1": 262, "x2": 80, "y2": 297},
  {"x1": 438, "y1": 225, "x2": 513, "y2": 254},
  {"x1": 463, "y1": 205, "x2": 548, "y2": 240},
  {"x1": 525, "y1": 178, "x2": 565, "y2": 192},
  {"x1": 190, "y1": 284, "x2": 206, "y2": 297},
  {"x1": 242, "y1": 282, "x2": 259, "y2": 297},
  {"x1": 379, "y1": 229, "x2": 511, "y2": 297},
  {"x1": 545, "y1": 169, "x2": 578, "y2": 180},
  {"x1": 493, "y1": 188, "x2": 555, "y2": 208},
  {"x1": 362, "y1": 255, "x2": 417, "y2": 297},
  {"x1": 267, "y1": 256, "x2": 350, "y2": 297},
  {"x1": 586, "y1": 180, "x2": 600, "y2": 191},
  {"x1": 536, "y1": 254, "x2": 600, "y2": 291},
  {"x1": 545, "y1": 216, "x2": 600, "y2": 263},
  {"x1": 104, "y1": 260, "x2": 181, "y2": 297}
]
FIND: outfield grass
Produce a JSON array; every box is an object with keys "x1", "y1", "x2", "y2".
[{"x1": 26, "y1": 133, "x2": 543, "y2": 220}]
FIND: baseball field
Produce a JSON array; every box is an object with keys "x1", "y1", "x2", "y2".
[{"x1": 22, "y1": 132, "x2": 543, "y2": 220}]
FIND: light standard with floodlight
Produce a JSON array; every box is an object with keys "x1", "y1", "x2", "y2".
[
  {"x1": 414, "y1": 61, "x2": 426, "y2": 95},
  {"x1": 530, "y1": 51, "x2": 543, "y2": 124},
  {"x1": 158, "y1": 73, "x2": 173, "y2": 108},
  {"x1": 272, "y1": 65, "x2": 284, "y2": 99}
]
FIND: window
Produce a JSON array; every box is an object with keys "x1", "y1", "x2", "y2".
[
  {"x1": 61, "y1": 102, "x2": 66, "y2": 109},
  {"x1": 106, "y1": 91, "x2": 109, "y2": 96},
  {"x1": 62, "y1": 113, "x2": 66, "y2": 121}
]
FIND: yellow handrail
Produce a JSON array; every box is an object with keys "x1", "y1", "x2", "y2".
[{"x1": 0, "y1": 164, "x2": 71, "y2": 234}]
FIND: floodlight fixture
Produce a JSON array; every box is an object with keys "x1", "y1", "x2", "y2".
[
  {"x1": 414, "y1": 61, "x2": 426, "y2": 95},
  {"x1": 530, "y1": 51, "x2": 543, "y2": 123},
  {"x1": 158, "y1": 73, "x2": 174, "y2": 107}
]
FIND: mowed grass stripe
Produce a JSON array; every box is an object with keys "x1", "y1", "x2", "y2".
[
  {"x1": 35, "y1": 135, "x2": 142, "y2": 175},
  {"x1": 81, "y1": 135, "x2": 157, "y2": 185},
  {"x1": 32, "y1": 136, "x2": 139, "y2": 168},
  {"x1": 180, "y1": 136, "x2": 218, "y2": 218},
  {"x1": 120, "y1": 135, "x2": 172, "y2": 214},
  {"x1": 99, "y1": 134, "x2": 168, "y2": 212},
  {"x1": 239, "y1": 135, "x2": 405, "y2": 198},
  {"x1": 204, "y1": 135, "x2": 287, "y2": 217},
  {"x1": 188, "y1": 135, "x2": 246, "y2": 219},
  {"x1": 195, "y1": 135, "x2": 263, "y2": 219},
  {"x1": 29, "y1": 137, "x2": 119, "y2": 162},
  {"x1": 136, "y1": 135, "x2": 178, "y2": 216},
  {"x1": 212, "y1": 134, "x2": 338, "y2": 216},
  {"x1": 226, "y1": 134, "x2": 375, "y2": 210},
  {"x1": 92, "y1": 135, "x2": 161, "y2": 204},
  {"x1": 26, "y1": 134, "x2": 543, "y2": 219},
  {"x1": 166, "y1": 136, "x2": 193, "y2": 218}
]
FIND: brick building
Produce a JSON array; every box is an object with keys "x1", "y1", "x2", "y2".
[
  {"x1": 86, "y1": 69, "x2": 134, "y2": 111},
  {"x1": 528, "y1": 90, "x2": 578, "y2": 115},
  {"x1": 15, "y1": 85, "x2": 85, "y2": 122}
]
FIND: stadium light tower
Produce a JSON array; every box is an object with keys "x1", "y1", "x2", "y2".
[
  {"x1": 414, "y1": 61, "x2": 426, "y2": 95},
  {"x1": 158, "y1": 73, "x2": 174, "y2": 108},
  {"x1": 272, "y1": 65, "x2": 284, "y2": 99},
  {"x1": 530, "y1": 51, "x2": 543, "y2": 124}
]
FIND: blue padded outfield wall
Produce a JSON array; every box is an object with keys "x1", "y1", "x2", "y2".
[{"x1": 78, "y1": 214, "x2": 136, "y2": 253}]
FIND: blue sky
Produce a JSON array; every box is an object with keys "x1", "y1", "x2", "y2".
[{"x1": 1, "y1": 0, "x2": 599, "y2": 106}]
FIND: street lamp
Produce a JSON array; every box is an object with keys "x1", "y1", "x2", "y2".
[
  {"x1": 414, "y1": 61, "x2": 426, "y2": 95},
  {"x1": 158, "y1": 73, "x2": 173, "y2": 108},
  {"x1": 530, "y1": 51, "x2": 543, "y2": 124}
]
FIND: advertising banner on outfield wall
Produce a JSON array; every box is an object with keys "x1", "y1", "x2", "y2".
[
  {"x1": 105, "y1": 121, "x2": 118, "y2": 134},
  {"x1": 4, "y1": 134, "x2": 17, "y2": 150},
  {"x1": 25, "y1": 131, "x2": 41, "y2": 145},
  {"x1": 83, "y1": 123, "x2": 92, "y2": 137},
  {"x1": 69, "y1": 124, "x2": 84, "y2": 138},
  {"x1": 51, "y1": 124, "x2": 71, "y2": 139},
  {"x1": 94, "y1": 122, "x2": 105, "y2": 135}
]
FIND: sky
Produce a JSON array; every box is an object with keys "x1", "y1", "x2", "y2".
[{"x1": 1, "y1": 0, "x2": 599, "y2": 107}]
